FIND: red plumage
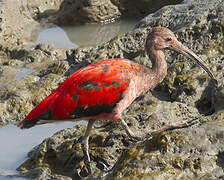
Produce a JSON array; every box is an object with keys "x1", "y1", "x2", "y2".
[{"x1": 18, "y1": 58, "x2": 141, "y2": 128}]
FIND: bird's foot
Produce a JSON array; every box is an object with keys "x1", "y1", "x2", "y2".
[
  {"x1": 64, "y1": 120, "x2": 95, "y2": 177},
  {"x1": 79, "y1": 138, "x2": 112, "y2": 176},
  {"x1": 90, "y1": 154, "x2": 111, "y2": 172},
  {"x1": 81, "y1": 139, "x2": 92, "y2": 175}
]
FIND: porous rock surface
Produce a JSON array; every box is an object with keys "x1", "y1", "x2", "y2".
[{"x1": 0, "y1": 0, "x2": 223, "y2": 179}]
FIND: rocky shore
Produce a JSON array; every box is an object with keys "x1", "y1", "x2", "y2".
[{"x1": 0, "y1": 0, "x2": 223, "y2": 179}]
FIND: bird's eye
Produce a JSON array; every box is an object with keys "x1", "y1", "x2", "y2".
[{"x1": 166, "y1": 37, "x2": 172, "y2": 42}]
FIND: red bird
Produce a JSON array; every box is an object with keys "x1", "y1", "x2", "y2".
[{"x1": 18, "y1": 27, "x2": 215, "y2": 173}]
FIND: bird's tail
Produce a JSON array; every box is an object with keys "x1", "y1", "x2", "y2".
[{"x1": 18, "y1": 92, "x2": 57, "y2": 129}]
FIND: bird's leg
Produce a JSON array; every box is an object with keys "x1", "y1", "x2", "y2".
[
  {"x1": 144, "y1": 118, "x2": 199, "y2": 139},
  {"x1": 81, "y1": 119, "x2": 95, "y2": 174},
  {"x1": 120, "y1": 118, "x2": 142, "y2": 141},
  {"x1": 155, "y1": 118, "x2": 198, "y2": 132}
]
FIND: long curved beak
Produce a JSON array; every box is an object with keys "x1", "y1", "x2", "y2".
[{"x1": 171, "y1": 41, "x2": 215, "y2": 80}]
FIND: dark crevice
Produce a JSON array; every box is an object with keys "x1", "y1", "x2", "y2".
[
  {"x1": 195, "y1": 79, "x2": 218, "y2": 115},
  {"x1": 216, "y1": 151, "x2": 224, "y2": 168}
]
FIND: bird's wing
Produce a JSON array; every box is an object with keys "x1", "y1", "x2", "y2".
[{"x1": 18, "y1": 58, "x2": 136, "y2": 128}]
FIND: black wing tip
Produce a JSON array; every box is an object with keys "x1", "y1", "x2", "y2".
[{"x1": 18, "y1": 119, "x2": 38, "y2": 129}]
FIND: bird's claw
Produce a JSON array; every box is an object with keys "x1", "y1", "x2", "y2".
[
  {"x1": 63, "y1": 137, "x2": 92, "y2": 177},
  {"x1": 90, "y1": 154, "x2": 111, "y2": 172},
  {"x1": 82, "y1": 156, "x2": 92, "y2": 175}
]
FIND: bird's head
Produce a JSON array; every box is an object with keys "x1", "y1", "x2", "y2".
[
  {"x1": 145, "y1": 27, "x2": 177, "y2": 50},
  {"x1": 145, "y1": 27, "x2": 215, "y2": 80}
]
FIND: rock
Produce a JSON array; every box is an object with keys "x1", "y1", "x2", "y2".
[
  {"x1": 54, "y1": 0, "x2": 121, "y2": 25},
  {"x1": 105, "y1": 121, "x2": 224, "y2": 179},
  {"x1": 14, "y1": 0, "x2": 224, "y2": 179},
  {"x1": 54, "y1": 0, "x2": 183, "y2": 25},
  {"x1": 112, "y1": 0, "x2": 183, "y2": 18},
  {"x1": 0, "y1": 0, "x2": 64, "y2": 49},
  {"x1": 0, "y1": 0, "x2": 36, "y2": 49}
]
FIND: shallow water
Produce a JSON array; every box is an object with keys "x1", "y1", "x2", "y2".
[
  {"x1": 0, "y1": 122, "x2": 85, "y2": 180},
  {"x1": 36, "y1": 18, "x2": 138, "y2": 49},
  {"x1": 13, "y1": 68, "x2": 36, "y2": 81},
  {"x1": 36, "y1": 26, "x2": 78, "y2": 49}
]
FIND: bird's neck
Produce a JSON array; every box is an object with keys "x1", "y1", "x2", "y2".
[
  {"x1": 148, "y1": 48, "x2": 167, "y2": 87},
  {"x1": 134, "y1": 49, "x2": 168, "y2": 97}
]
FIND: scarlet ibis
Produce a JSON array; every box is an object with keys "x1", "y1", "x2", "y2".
[{"x1": 18, "y1": 27, "x2": 215, "y2": 173}]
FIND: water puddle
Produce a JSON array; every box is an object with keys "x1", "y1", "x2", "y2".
[
  {"x1": 0, "y1": 121, "x2": 85, "y2": 180},
  {"x1": 36, "y1": 26, "x2": 78, "y2": 49},
  {"x1": 36, "y1": 18, "x2": 138, "y2": 49},
  {"x1": 13, "y1": 68, "x2": 36, "y2": 81}
]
